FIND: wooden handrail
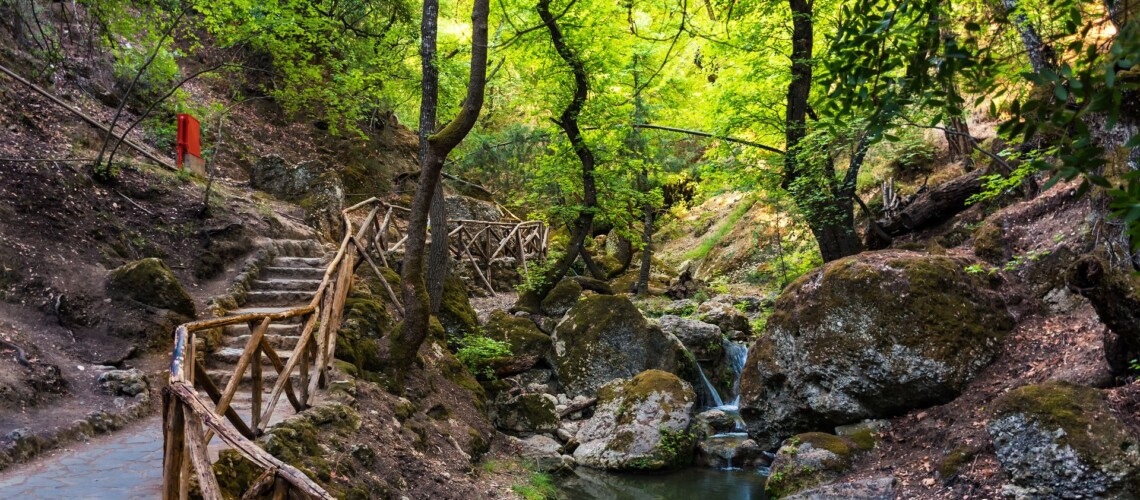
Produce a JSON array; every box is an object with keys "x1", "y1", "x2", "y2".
[{"x1": 163, "y1": 194, "x2": 550, "y2": 498}]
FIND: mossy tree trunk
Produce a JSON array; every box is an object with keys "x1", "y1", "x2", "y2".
[
  {"x1": 387, "y1": 0, "x2": 491, "y2": 384},
  {"x1": 516, "y1": 0, "x2": 599, "y2": 311}
]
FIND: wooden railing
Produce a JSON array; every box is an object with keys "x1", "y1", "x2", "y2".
[
  {"x1": 378, "y1": 204, "x2": 548, "y2": 292},
  {"x1": 162, "y1": 198, "x2": 547, "y2": 498}
]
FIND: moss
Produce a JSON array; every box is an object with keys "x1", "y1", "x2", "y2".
[
  {"x1": 541, "y1": 279, "x2": 583, "y2": 317},
  {"x1": 596, "y1": 254, "x2": 624, "y2": 278},
  {"x1": 336, "y1": 297, "x2": 392, "y2": 375},
  {"x1": 514, "y1": 393, "x2": 559, "y2": 430},
  {"x1": 972, "y1": 220, "x2": 1006, "y2": 263},
  {"x1": 991, "y1": 381, "x2": 1140, "y2": 468},
  {"x1": 434, "y1": 335, "x2": 487, "y2": 404},
  {"x1": 845, "y1": 427, "x2": 878, "y2": 451},
  {"x1": 938, "y1": 445, "x2": 978, "y2": 482},
  {"x1": 484, "y1": 310, "x2": 551, "y2": 359},
  {"x1": 766, "y1": 433, "x2": 858, "y2": 498},
  {"x1": 212, "y1": 449, "x2": 261, "y2": 496},
  {"x1": 438, "y1": 273, "x2": 478, "y2": 338},
  {"x1": 796, "y1": 432, "x2": 855, "y2": 461},
  {"x1": 107, "y1": 258, "x2": 196, "y2": 317}
]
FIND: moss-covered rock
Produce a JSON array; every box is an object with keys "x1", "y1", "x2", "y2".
[
  {"x1": 336, "y1": 296, "x2": 393, "y2": 375},
  {"x1": 972, "y1": 219, "x2": 1007, "y2": 263},
  {"x1": 937, "y1": 445, "x2": 979, "y2": 483},
  {"x1": 541, "y1": 279, "x2": 583, "y2": 318},
  {"x1": 573, "y1": 370, "x2": 697, "y2": 471},
  {"x1": 107, "y1": 258, "x2": 196, "y2": 317},
  {"x1": 551, "y1": 295, "x2": 692, "y2": 398},
  {"x1": 483, "y1": 310, "x2": 551, "y2": 376},
  {"x1": 438, "y1": 272, "x2": 478, "y2": 339},
  {"x1": 739, "y1": 251, "x2": 1014, "y2": 449},
  {"x1": 491, "y1": 392, "x2": 560, "y2": 433},
  {"x1": 987, "y1": 382, "x2": 1140, "y2": 498},
  {"x1": 766, "y1": 432, "x2": 859, "y2": 498}
]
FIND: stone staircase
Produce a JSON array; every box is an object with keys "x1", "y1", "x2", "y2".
[{"x1": 204, "y1": 239, "x2": 331, "y2": 414}]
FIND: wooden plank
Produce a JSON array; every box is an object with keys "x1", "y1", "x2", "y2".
[
  {"x1": 185, "y1": 411, "x2": 223, "y2": 500},
  {"x1": 241, "y1": 468, "x2": 277, "y2": 500},
  {"x1": 180, "y1": 439, "x2": 191, "y2": 500},
  {"x1": 193, "y1": 360, "x2": 255, "y2": 439},
  {"x1": 257, "y1": 337, "x2": 303, "y2": 412},
  {"x1": 516, "y1": 229, "x2": 528, "y2": 275},
  {"x1": 162, "y1": 391, "x2": 186, "y2": 500},
  {"x1": 490, "y1": 225, "x2": 521, "y2": 260},
  {"x1": 205, "y1": 317, "x2": 271, "y2": 444},
  {"x1": 171, "y1": 384, "x2": 334, "y2": 499},
  {"x1": 251, "y1": 344, "x2": 262, "y2": 431},
  {"x1": 260, "y1": 310, "x2": 321, "y2": 433},
  {"x1": 466, "y1": 246, "x2": 495, "y2": 293}
]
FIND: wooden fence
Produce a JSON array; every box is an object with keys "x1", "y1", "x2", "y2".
[{"x1": 162, "y1": 199, "x2": 546, "y2": 498}]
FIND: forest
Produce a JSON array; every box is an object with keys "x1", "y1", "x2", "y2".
[{"x1": 0, "y1": 0, "x2": 1138, "y2": 498}]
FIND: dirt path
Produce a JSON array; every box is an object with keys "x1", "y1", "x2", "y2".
[{"x1": 0, "y1": 416, "x2": 162, "y2": 499}]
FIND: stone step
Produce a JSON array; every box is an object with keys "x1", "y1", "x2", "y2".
[
  {"x1": 223, "y1": 323, "x2": 303, "y2": 337},
  {"x1": 251, "y1": 279, "x2": 323, "y2": 292},
  {"x1": 210, "y1": 347, "x2": 294, "y2": 365},
  {"x1": 261, "y1": 266, "x2": 326, "y2": 280},
  {"x1": 243, "y1": 290, "x2": 315, "y2": 306},
  {"x1": 225, "y1": 333, "x2": 303, "y2": 351},
  {"x1": 204, "y1": 368, "x2": 307, "y2": 389},
  {"x1": 268, "y1": 239, "x2": 329, "y2": 258},
  {"x1": 272, "y1": 257, "x2": 326, "y2": 268}
]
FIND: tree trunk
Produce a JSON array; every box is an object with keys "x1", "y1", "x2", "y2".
[
  {"x1": 864, "y1": 168, "x2": 986, "y2": 249},
  {"x1": 783, "y1": 0, "x2": 863, "y2": 263},
  {"x1": 1068, "y1": 256, "x2": 1140, "y2": 375},
  {"x1": 1001, "y1": 0, "x2": 1054, "y2": 73},
  {"x1": 427, "y1": 183, "x2": 447, "y2": 313},
  {"x1": 515, "y1": 0, "x2": 598, "y2": 311},
  {"x1": 636, "y1": 208, "x2": 654, "y2": 295},
  {"x1": 388, "y1": 0, "x2": 490, "y2": 383}
]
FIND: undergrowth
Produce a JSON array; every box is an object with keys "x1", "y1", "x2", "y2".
[{"x1": 681, "y1": 196, "x2": 756, "y2": 261}]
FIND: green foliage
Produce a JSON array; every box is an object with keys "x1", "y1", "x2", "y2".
[
  {"x1": 454, "y1": 331, "x2": 512, "y2": 379},
  {"x1": 511, "y1": 470, "x2": 557, "y2": 500},
  {"x1": 965, "y1": 250, "x2": 1052, "y2": 275}
]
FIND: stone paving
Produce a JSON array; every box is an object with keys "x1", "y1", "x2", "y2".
[{"x1": 0, "y1": 417, "x2": 163, "y2": 499}]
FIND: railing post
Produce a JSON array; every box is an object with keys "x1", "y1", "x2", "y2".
[{"x1": 162, "y1": 389, "x2": 185, "y2": 500}]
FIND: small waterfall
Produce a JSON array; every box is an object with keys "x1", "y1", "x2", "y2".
[
  {"x1": 723, "y1": 340, "x2": 749, "y2": 406},
  {"x1": 685, "y1": 350, "x2": 724, "y2": 408}
]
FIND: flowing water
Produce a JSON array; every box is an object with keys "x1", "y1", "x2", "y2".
[
  {"x1": 556, "y1": 339, "x2": 768, "y2": 499},
  {"x1": 556, "y1": 466, "x2": 769, "y2": 500}
]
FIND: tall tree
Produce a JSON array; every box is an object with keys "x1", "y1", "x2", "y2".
[
  {"x1": 515, "y1": 0, "x2": 600, "y2": 310},
  {"x1": 386, "y1": 0, "x2": 491, "y2": 383}
]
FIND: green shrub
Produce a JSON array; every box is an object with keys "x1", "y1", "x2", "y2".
[{"x1": 454, "y1": 333, "x2": 512, "y2": 379}]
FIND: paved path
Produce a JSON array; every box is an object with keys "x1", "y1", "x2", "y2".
[{"x1": 0, "y1": 417, "x2": 163, "y2": 499}]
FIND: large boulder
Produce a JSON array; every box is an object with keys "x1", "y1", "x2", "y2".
[
  {"x1": 550, "y1": 295, "x2": 693, "y2": 398},
  {"x1": 491, "y1": 393, "x2": 560, "y2": 434},
  {"x1": 249, "y1": 155, "x2": 322, "y2": 200},
  {"x1": 657, "y1": 315, "x2": 723, "y2": 362},
  {"x1": 987, "y1": 382, "x2": 1140, "y2": 498},
  {"x1": 507, "y1": 435, "x2": 574, "y2": 472},
  {"x1": 438, "y1": 272, "x2": 478, "y2": 338},
  {"x1": 445, "y1": 195, "x2": 501, "y2": 222},
  {"x1": 107, "y1": 258, "x2": 196, "y2": 318},
  {"x1": 541, "y1": 279, "x2": 582, "y2": 318},
  {"x1": 483, "y1": 310, "x2": 552, "y2": 376},
  {"x1": 739, "y1": 251, "x2": 1013, "y2": 448},
  {"x1": 573, "y1": 370, "x2": 696, "y2": 471}
]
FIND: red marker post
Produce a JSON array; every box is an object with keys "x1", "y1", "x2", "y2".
[{"x1": 176, "y1": 114, "x2": 205, "y2": 176}]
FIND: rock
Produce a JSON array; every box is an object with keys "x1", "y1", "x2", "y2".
[
  {"x1": 107, "y1": 258, "x2": 196, "y2": 317},
  {"x1": 541, "y1": 279, "x2": 582, "y2": 318},
  {"x1": 657, "y1": 315, "x2": 723, "y2": 362},
  {"x1": 445, "y1": 195, "x2": 502, "y2": 222},
  {"x1": 509, "y1": 435, "x2": 574, "y2": 472},
  {"x1": 484, "y1": 310, "x2": 552, "y2": 376},
  {"x1": 550, "y1": 295, "x2": 694, "y2": 398},
  {"x1": 97, "y1": 369, "x2": 148, "y2": 397},
  {"x1": 300, "y1": 171, "x2": 346, "y2": 242},
  {"x1": 569, "y1": 276, "x2": 613, "y2": 294},
  {"x1": 834, "y1": 420, "x2": 889, "y2": 451},
  {"x1": 692, "y1": 409, "x2": 739, "y2": 440},
  {"x1": 710, "y1": 294, "x2": 772, "y2": 314},
  {"x1": 696, "y1": 435, "x2": 765, "y2": 469},
  {"x1": 766, "y1": 433, "x2": 861, "y2": 498},
  {"x1": 660, "y1": 299, "x2": 698, "y2": 317},
  {"x1": 249, "y1": 155, "x2": 322, "y2": 201},
  {"x1": 573, "y1": 370, "x2": 697, "y2": 471},
  {"x1": 987, "y1": 381, "x2": 1140, "y2": 498},
  {"x1": 783, "y1": 477, "x2": 898, "y2": 500},
  {"x1": 491, "y1": 393, "x2": 560, "y2": 434},
  {"x1": 666, "y1": 268, "x2": 706, "y2": 299},
  {"x1": 696, "y1": 301, "x2": 750, "y2": 334},
  {"x1": 739, "y1": 251, "x2": 1014, "y2": 448},
  {"x1": 438, "y1": 272, "x2": 479, "y2": 338}
]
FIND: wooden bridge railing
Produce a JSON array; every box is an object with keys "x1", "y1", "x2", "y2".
[{"x1": 163, "y1": 198, "x2": 547, "y2": 498}]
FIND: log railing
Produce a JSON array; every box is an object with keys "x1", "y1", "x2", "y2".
[
  {"x1": 162, "y1": 198, "x2": 547, "y2": 498},
  {"x1": 376, "y1": 203, "x2": 548, "y2": 292}
]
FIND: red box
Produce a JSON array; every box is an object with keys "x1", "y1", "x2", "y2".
[{"x1": 176, "y1": 114, "x2": 204, "y2": 174}]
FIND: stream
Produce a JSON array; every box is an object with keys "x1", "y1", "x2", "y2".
[{"x1": 557, "y1": 338, "x2": 769, "y2": 499}]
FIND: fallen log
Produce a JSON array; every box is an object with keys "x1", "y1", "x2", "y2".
[
  {"x1": 559, "y1": 397, "x2": 598, "y2": 418},
  {"x1": 865, "y1": 168, "x2": 986, "y2": 249},
  {"x1": 1068, "y1": 256, "x2": 1140, "y2": 375}
]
